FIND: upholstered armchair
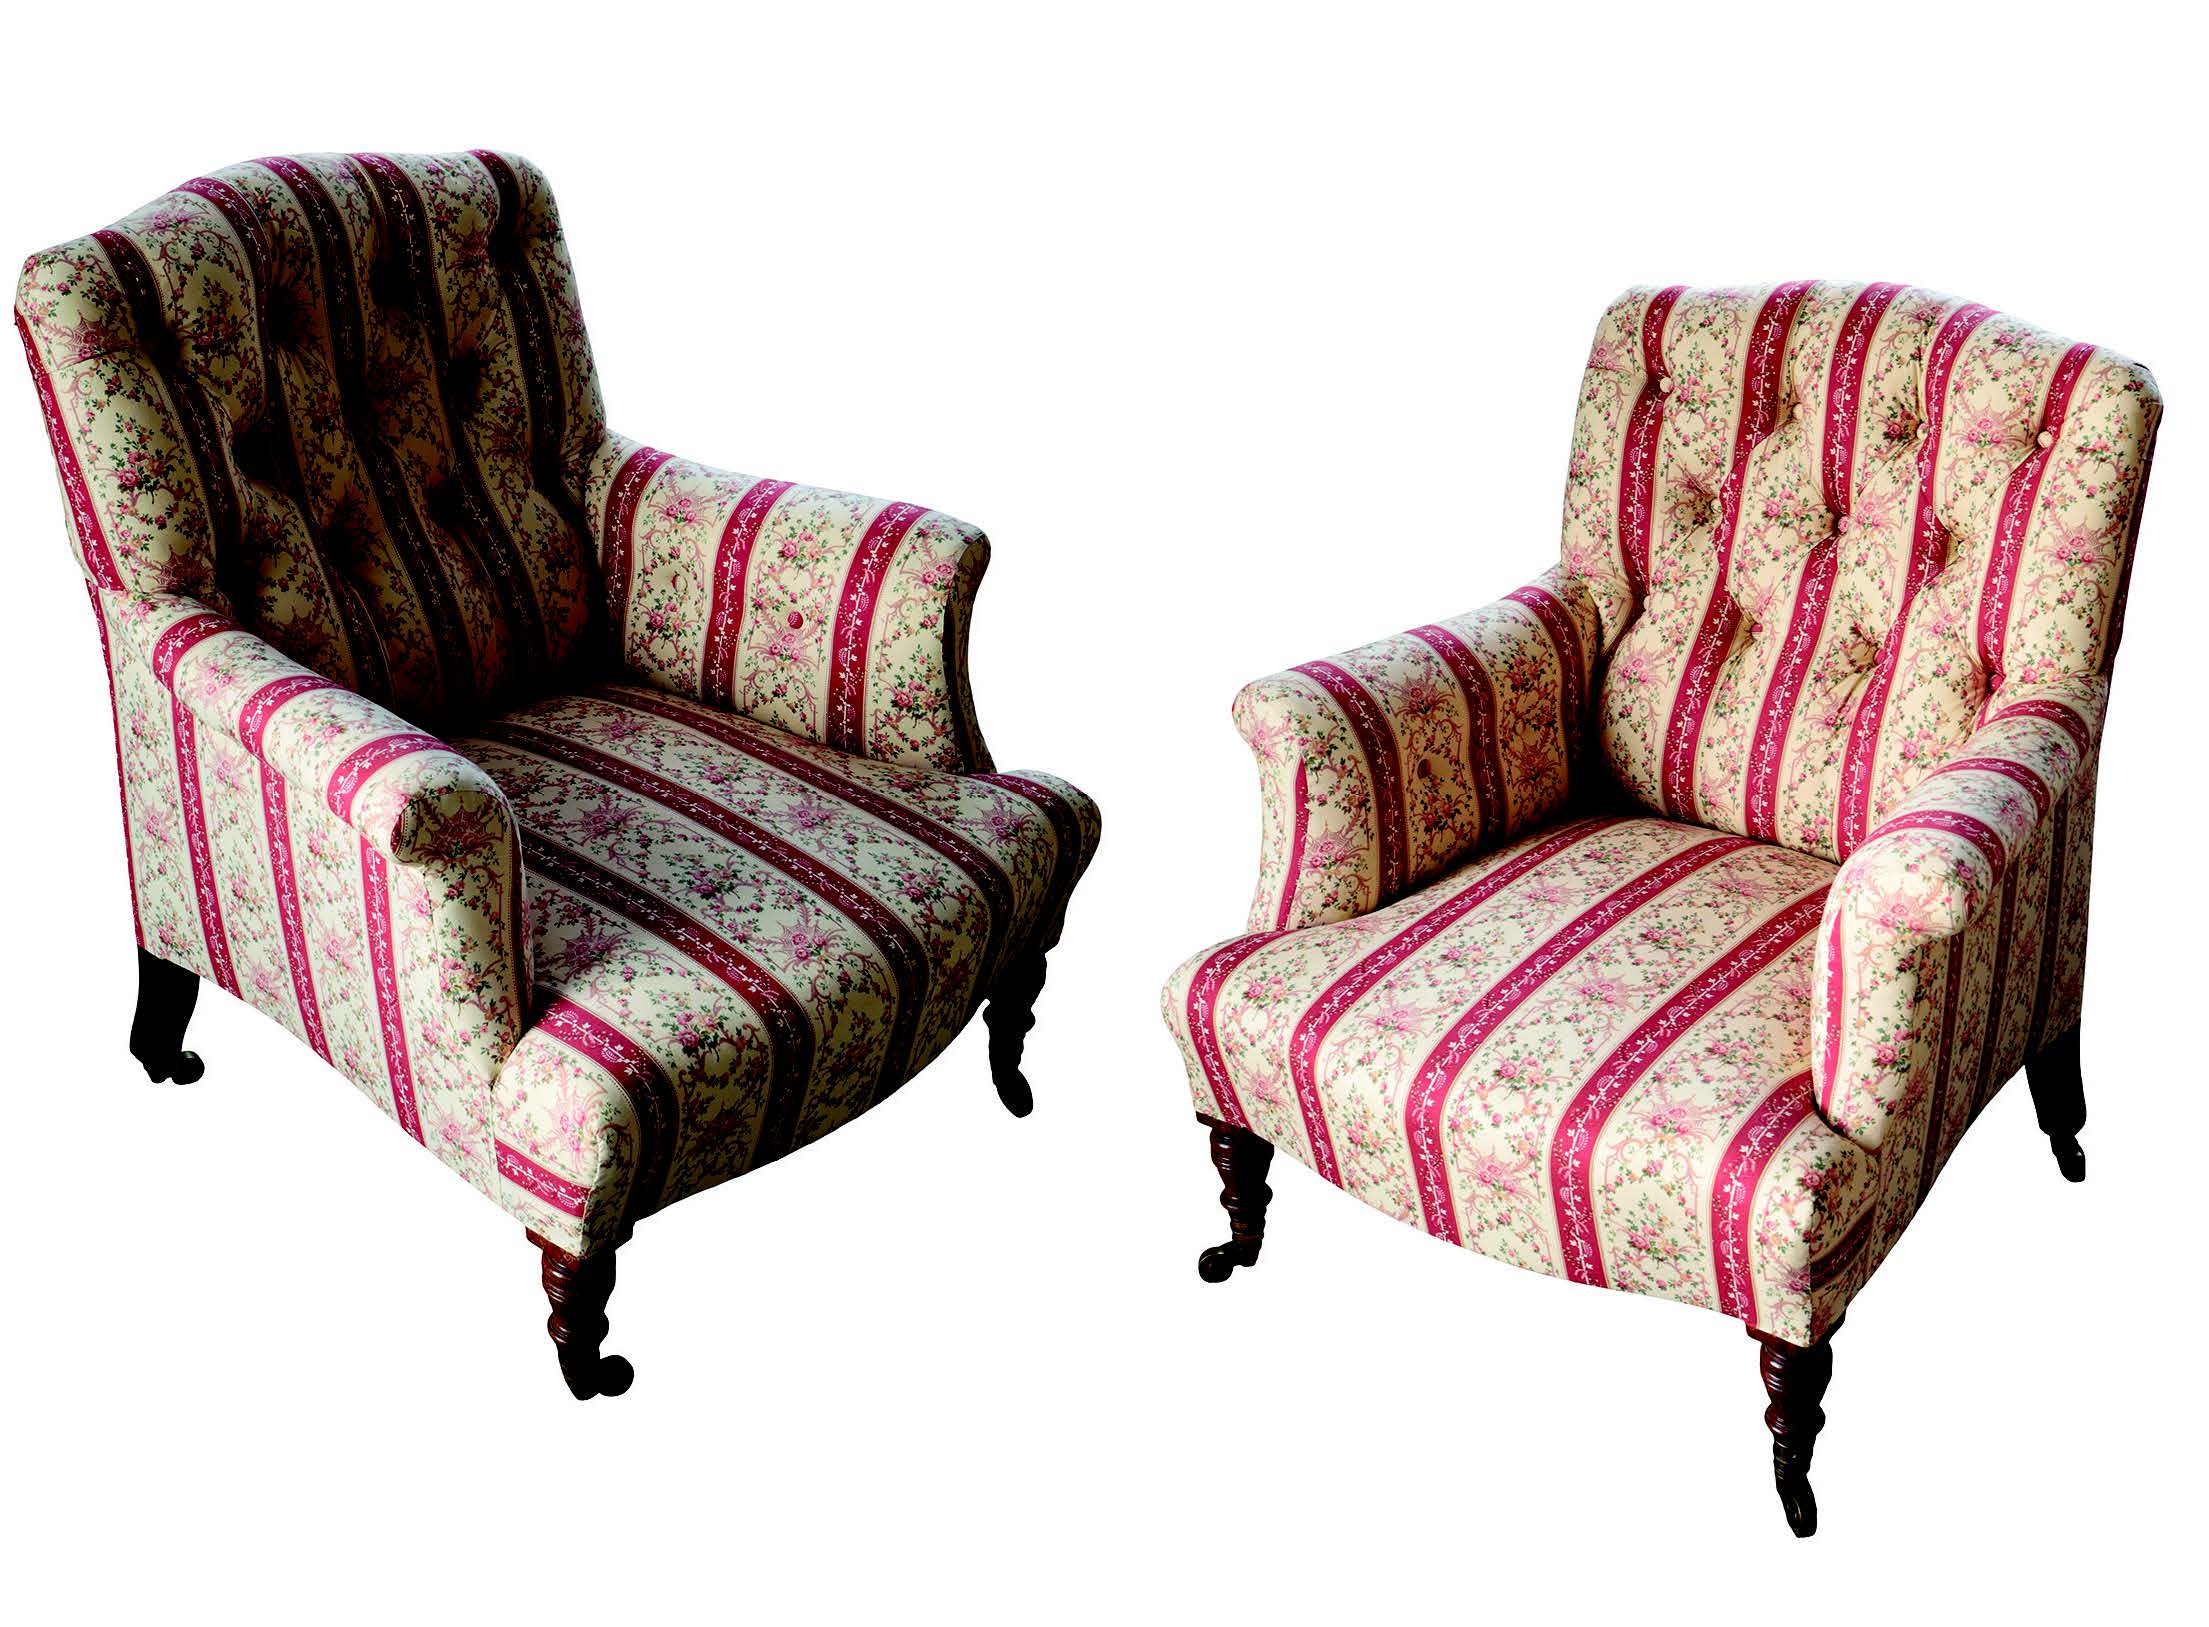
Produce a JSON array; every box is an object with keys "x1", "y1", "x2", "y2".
[
  {"x1": 1163, "y1": 284, "x2": 2158, "y2": 1533},
  {"x1": 18, "y1": 151, "x2": 1099, "y2": 1397}
]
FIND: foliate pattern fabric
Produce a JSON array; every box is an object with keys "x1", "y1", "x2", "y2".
[
  {"x1": 1168, "y1": 281, "x2": 2158, "y2": 1345},
  {"x1": 1816, "y1": 676, "x2": 2101, "y2": 1148},
  {"x1": 1234, "y1": 565, "x2": 1601, "y2": 933},
  {"x1": 584, "y1": 436, "x2": 994, "y2": 774},
  {"x1": 456, "y1": 685, "x2": 1097, "y2": 1255},
  {"x1": 30, "y1": 155, "x2": 1102, "y2": 1265},
  {"x1": 1166, "y1": 818, "x2": 1880, "y2": 1344},
  {"x1": 17, "y1": 151, "x2": 607, "y2": 724},
  {"x1": 1559, "y1": 283, "x2": 2157, "y2": 864}
]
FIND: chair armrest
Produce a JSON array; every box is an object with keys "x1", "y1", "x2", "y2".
[
  {"x1": 105, "y1": 591, "x2": 529, "y2": 1065},
  {"x1": 1235, "y1": 566, "x2": 1600, "y2": 932},
  {"x1": 582, "y1": 432, "x2": 992, "y2": 774},
  {"x1": 1814, "y1": 673, "x2": 2105, "y2": 1149}
]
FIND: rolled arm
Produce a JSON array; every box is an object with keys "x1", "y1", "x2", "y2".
[
  {"x1": 106, "y1": 590, "x2": 528, "y2": 1067},
  {"x1": 1235, "y1": 565, "x2": 1600, "y2": 933},
  {"x1": 582, "y1": 432, "x2": 992, "y2": 774},
  {"x1": 1814, "y1": 673, "x2": 2106, "y2": 1149}
]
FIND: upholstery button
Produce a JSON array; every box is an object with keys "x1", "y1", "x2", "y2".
[
  {"x1": 787, "y1": 611, "x2": 803, "y2": 629},
  {"x1": 1416, "y1": 757, "x2": 1435, "y2": 780},
  {"x1": 2037, "y1": 428, "x2": 2055, "y2": 449},
  {"x1": 1836, "y1": 514, "x2": 1853, "y2": 534},
  {"x1": 1657, "y1": 375, "x2": 1674, "y2": 394}
]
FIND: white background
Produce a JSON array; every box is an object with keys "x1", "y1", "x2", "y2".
[{"x1": 3, "y1": 3, "x2": 2202, "y2": 1620}]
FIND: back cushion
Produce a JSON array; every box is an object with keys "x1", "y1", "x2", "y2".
[
  {"x1": 1558, "y1": 283, "x2": 2159, "y2": 859},
  {"x1": 16, "y1": 150, "x2": 607, "y2": 723}
]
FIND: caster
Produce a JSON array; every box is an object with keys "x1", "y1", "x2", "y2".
[
  {"x1": 148, "y1": 1050, "x2": 205, "y2": 1086},
  {"x1": 560, "y1": 1352, "x2": 635, "y2": 1401},
  {"x1": 1197, "y1": 1243, "x2": 1249, "y2": 1283},
  {"x1": 2050, "y1": 1135, "x2": 2085, "y2": 1183},
  {"x1": 994, "y1": 1069, "x2": 1034, "y2": 1119},
  {"x1": 1776, "y1": 1473, "x2": 1818, "y2": 1539}
]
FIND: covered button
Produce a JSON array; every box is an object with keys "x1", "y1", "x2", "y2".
[
  {"x1": 1657, "y1": 375, "x2": 1674, "y2": 394},
  {"x1": 2037, "y1": 428, "x2": 2056, "y2": 449},
  {"x1": 1836, "y1": 514, "x2": 1854, "y2": 534}
]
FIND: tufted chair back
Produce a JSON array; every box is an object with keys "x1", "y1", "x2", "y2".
[
  {"x1": 1559, "y1": 283, "x2": 2159, "y2": 860},
  {"x1": 16, "y1": 151, "x2": 606, "y2": 724}
]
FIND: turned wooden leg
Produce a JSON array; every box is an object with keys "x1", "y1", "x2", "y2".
[
  {"x1": 983, "y1": 946, "x2": 1050, "y2": 1118},
  {"x1": 528, "y1": 1231, "x2": 634, "y2": 1400},
  {"x1": 1750, "y1": 1319, "x2": 1840, "y2": 1538},
  {"x1": 129, "y1": 947, "x2": 205, "y2": 1084},
  {"x1": 1196, "y1": 1114, "x2": 1275, "y2": 1282},
  {"x1": 2026, "y1": 1027, "x2": 2087, "y2": 1182}
]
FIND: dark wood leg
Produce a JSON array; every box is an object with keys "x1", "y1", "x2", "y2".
[
  {"x1": 1750, "y1": 1319, "x2": 1840, "y2": 1538},
  {"x1": 129, "y1": 947, "x2": 204, "y2": 1084},
  {"x1": 1196, "y1": 1114, "x2": 1275, "y2": 1282},
  {"x1": 2026, "y1": 1027, "x2": 2087, "y2": 1182},
  {"x1": 982, "y1": 946, "x2": 1050, "y2": 1118},
  {"x1": 528, "y1": 1230, "x2": 634, "y2": 1400}
]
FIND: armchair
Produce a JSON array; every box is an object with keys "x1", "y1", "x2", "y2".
[
  {"x1": 1162, "y1": 283, "x2": 2159, "y2": 1533},
  {"x1": 19, "y1": 151, "x2": 1099, "y2": 1396}
]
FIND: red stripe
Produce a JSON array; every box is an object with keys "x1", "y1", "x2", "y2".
[
  {"x1": 594, "y1": 686, "x2": 1019, "y2": 984},
  {"x1": 1817, "y1": 908, "x2": 1848, "y2": 1121},
  {"x1": 1865, "y1": 807, "x2": 2008, "y2": 886},
  {"x1": 1504, "y1": 583, "x2": 1587, "y2": 765},
  {"x1": 1553, "y1": 888, "x2": 1827, "y2": 1284},
  {"x1": 523, "y1": 832, "x2": 816, "y2": 1164},
  {"x1": 600, "y1": 445, "x2": 671, "y2": 657},
  {"x1": 239, "y1": 672, "x2": 340, "y2": 758},
  {"x1": 825, "y1": 502, "x2": 929, "y2": 755},
  {"x1": 1409, "y1": 623, "x2": 1507, "y2": 838},
  {"x1": 1978, "y1": 342, "x2": 2096, "y2": 675},
  {"x1": 1273, "y1": 761, "x2": 1311, "y2": 930},
  {"x1": 1661, "y1": 281, "x2": 1814, "y2": 820},
  {"x1": 16, "y1": 311, "x2": 125, "y2": 589},
  {"x1": 149, "y1": 610, "x2": 238, "y2": 686},
  {"x1": 360, "y1": 842, "x2": 423, "y2": 1141},
  {"x1": 1925, "y1": 755, "x2": 2051, "y2": 822},
  {"x1": 325, "y1": 732, "x2": 449, "y2": 825},
  {"x1": 1406, "y1": 833, "x2": 1757, "y2": 1242},
  {"x1": 497, "y1": 1141, "x2": 588, "y2": 1217},
  {"x1": 170, "y1": 698, "x2": 238, "y2": 995},
  {"x1": 1820, "y1": 284, "x2": 1904, "y2": 514},
  {"x1": 700, "y1": 477, "x2": 795, "y2": 708},
  {"x1": 1805, "y1": 1206, "x2": 1875, "y2": 1292},
  {"x1": 485, "y1": 722, "x2": 930, "y2": 1102},
  {"x1": 1294, "y1": 659, "x2": 1408, "y2": 901},
  {"x1": 1183, "y1": 933, "x2": 1283, "y2": 1128},
  {"x1": 1288, "y1": 819, "x2": 1615, "y2": 1186},
  {"x1": 534, "y1": 997, "x2": 679, "y2": 1226},
  {"x1": 260, "y1": 767, "x2": 330, "y2": 1062},
  {"x1": 469, "y1": 151, "x2": 572, "y2": 509},
  {"x1": 1710, "y1": 1073, "x2": 1814, "y2": 1324},
  {"x1": 87, "y1": 586, "x2": 142, "y2": 934},
  {"x1": 1834, "y1": 302, "x2": 1992, "y2": 850},
  {"x1": 1987, "y1": 696, "x2": 2093, "y2": 760},
  {"x1": 1914, "y1": 934, "x2": 1968, "y2": 1206},
  {"x1": 1616, "y1": 286, "x2": 1686, "y2": 595},
  {"x1": 1743, "y1": 547, "x2": 1838, "y2": 844}
]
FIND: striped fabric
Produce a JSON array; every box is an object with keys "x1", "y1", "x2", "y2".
[
  {"x1": 583, "y1": 437, "x2": 994, "y2": 774},
  {"x1": 1171, "y1": 282, "x2": 2159, "y2": 1343},
  {"x1": 458, "y1": 684, "x2": 1096, "y2": 1254},
  {"x1": 27, "y1": 154, "x2": 1102, "y2": 1263},
  {"x1": 17, "y1": 151, "x2": 606, "y2": 725}
]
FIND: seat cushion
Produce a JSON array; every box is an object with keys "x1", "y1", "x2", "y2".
[
  {"x1": 1164, "y1": 814, "x2": 1882, "y2": 1344},
  {"x1": 454, "y1": 683, "x2": 1098, "y2": 1254}
]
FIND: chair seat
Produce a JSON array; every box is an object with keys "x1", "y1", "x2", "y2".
[
  {"x1": 1165, "y1": 813, "x2": 1885, "y2": 1341},
  {"x1": 455, "y1": 683, "x2": 1096, "y2": 1251}
]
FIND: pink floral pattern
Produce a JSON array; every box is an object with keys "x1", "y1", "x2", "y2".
[
  {"x1": 24, "y1": 154, "x2": 1100, "y2": 1262},
  {"x1": 1167, "y1": 283, "x2": 2159, "y2": 1345}
]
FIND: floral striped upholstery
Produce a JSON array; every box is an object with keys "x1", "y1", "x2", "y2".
[
  {"x1": 25, "y1": 154, "x2": 1100, "y2": 1261},
  {"x1": 1168, "y1": 283, "x2": 2158, "y2": 1343},
  {"x1": 457, "y1": 685, "x2": 1096, "y2": 1255}
]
